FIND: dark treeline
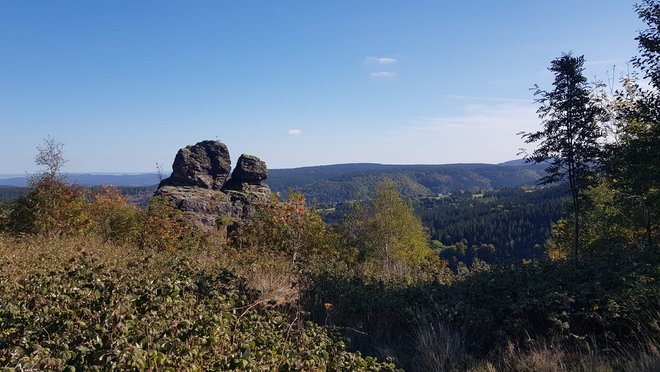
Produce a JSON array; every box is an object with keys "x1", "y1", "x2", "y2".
[
  {"x1": 0, "y1": 185, "x2": 155, "y2": 206},
  {"x1": 417, "y1": 186, "x2": 567, "y2": 266},
  {"x1": 0, "y1": 186, "x2": 28, "y2": 202}
]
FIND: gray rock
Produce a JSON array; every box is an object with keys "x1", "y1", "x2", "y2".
[
  {"x1": 160, "y1": 140, "x2": 231, "y2": 190},
  {"x1": 231, "y1": 154, "x2": 268, "y2": 185},
  {"x1": 154, "y1": 141, "x2": 273, "y2": 231}
]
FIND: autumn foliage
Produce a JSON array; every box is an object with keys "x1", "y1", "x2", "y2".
[
  {"x1": 236, "y1": 192, "x2": 337, "y2": 263},
  {"x1": 9, "y1": 177, "x2": 91, "y2": 236}
]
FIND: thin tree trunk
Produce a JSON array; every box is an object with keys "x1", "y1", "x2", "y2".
[
  {"x1": 645, "y1": 200, "x2": 652, "y2": 250},
  {"x1": 573, "y1": 194, "x2": 579, "y2": 266},
  {"x1": 567, "y1": 157, "x2": 579, "y2": 266}
]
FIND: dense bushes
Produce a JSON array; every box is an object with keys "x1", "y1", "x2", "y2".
[
  {"x1": 236, "y1": 192, "x2": 344, "y2": 264},
  {"x1": 89, "y1": 186, "x2": 142, "y2": 245},
  {"x1": 4, "y1": 177, "x2": 207, "y2": 251},
  {"x1": 302, "y1": 253, "x2": 660, "y2": 370},
  {"x1": 0, "y1": 237, "x2": 398, "y2": 371},
  {"x1": 8, "y1": 177, "x2": 92, "y2": 236}
]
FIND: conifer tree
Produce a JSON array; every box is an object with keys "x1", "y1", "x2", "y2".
[
  {"x1": 521, "y1": 53, "x2": 605, "y2": 264},
  {"x1": 605, "y1": 0, "x2": 660, "y2": 248}
]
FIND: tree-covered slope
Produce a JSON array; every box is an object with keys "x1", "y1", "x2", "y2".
[
  {"x1": 417, "y1": 186, "x2": 568, "y2": 266},
  {"x1": 266, "y1": 162, "x2": 545, "y2": 206}
]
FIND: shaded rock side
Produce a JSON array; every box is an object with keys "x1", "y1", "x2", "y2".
[
  {"x1": 160, "y1": 140, "x2": 231, "y2": 190},
  {"x1": 223, "y1": 154, "x2": 268, "y2": 191},
  {"x1": 154, "y1": 185, "x2": 271, "y2": 229},
  {"x1": 232, "y1": 154, "x2": 268, "y2": 184}
]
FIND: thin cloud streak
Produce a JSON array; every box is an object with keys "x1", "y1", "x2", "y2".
[
  {"x1": 365, "y1": 56, "x2": 397, "y2": 65},
  {"x1": 410, "y1": 102, "x2": 538, "y2": 132},
  {"x1": 287, "y1": 129, "x2": 303, "y2": 136},
  {"x1": 445, "y1": 94, "x2": 533, "y2": 103},
  {"x1": 370, "y1": 71, "x2": 397, "y2": 78},
  {"x1": 372, "y1": 101, "x2": 543, "y2": 165}
]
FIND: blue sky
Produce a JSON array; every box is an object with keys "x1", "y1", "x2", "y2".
[{"x1": 0, "y1": 1, "x2": 644, "y2": 173}]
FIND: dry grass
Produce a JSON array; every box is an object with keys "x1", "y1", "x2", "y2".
[
  {"x1": 404, "y1": 315, "x2": 660, "y2": 372},
  {"x1": 0, "y1": 234, "x2": 138, "y2": 280},
  {"x1": 478, "y1": 339, "x2": 660, "y2": 372},
  {"x1": 414, "y1": 322, "x2": 468, "y2": 371}
]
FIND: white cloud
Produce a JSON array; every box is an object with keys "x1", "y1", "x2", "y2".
[
  {"x1": 370, "y1": 71, "x2": 397, "y2": 78},
  {"x1": 287, "y1": 128, "x2": 303, "y2": 136},
  {"x1": 365, "y1": 56, "x2": 397, "y2": 65}
]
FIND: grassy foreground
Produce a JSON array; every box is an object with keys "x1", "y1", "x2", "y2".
[
  {"x1": 1, "y1": 235, "x2": 658, "y2": 371},
  {"x1": 0, "y1": 235, "x2": 397, "y2": 371}
]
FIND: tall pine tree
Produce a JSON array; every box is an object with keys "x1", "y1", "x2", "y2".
[{"x1": 521, "y1": 53, "x2": 605, "y2": 264}]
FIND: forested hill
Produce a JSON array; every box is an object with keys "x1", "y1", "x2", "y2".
[
  {"x1": 0, "y1": 161, "x2": 545, "y2": 206},
  {"x1": 266, "y1": 161, "x2": 545, "y2": 206},
  {"x1": 418, "y1": 186, "x2": 568, "y2": 266}
]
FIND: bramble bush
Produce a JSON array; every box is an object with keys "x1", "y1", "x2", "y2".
[
  {"x1": 0, "y1": 237, "x2": 399, "y2": 371},
  {"x1": 302, "y1": 251, "x2": 659, "y2": 370}
]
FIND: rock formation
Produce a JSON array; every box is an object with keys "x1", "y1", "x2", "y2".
[
  {"x1": 223, "y1": 154, "x2": 268, "y2": 190},
  {"x1": 155, "y1": 140, "x2": 272, "y2": 230},
  {"x1": 159, "y1": 140, "x2": 231, "y2": 190}
]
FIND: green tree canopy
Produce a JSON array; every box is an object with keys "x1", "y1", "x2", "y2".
[
  {"x1": 343, "y1": 181, "x2": 433, "y2": 279},
  {"x1": 521, "y1": 53, "x2": 606, "y2": 264},
  {"x1": 603, "y1": 0, "x2": 660, "y2": 249}
]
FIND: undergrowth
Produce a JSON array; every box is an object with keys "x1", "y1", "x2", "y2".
[
  {"x1": 0, "y1": 235, "x2": 398, "y2": 371},
  {"x1": 302, "y1": 252, "x2": 660, "y2": 371}
]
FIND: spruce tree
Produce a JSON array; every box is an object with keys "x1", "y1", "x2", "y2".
[{"x1": 521, "y1": 53, "x2": 605, "y2": 264}]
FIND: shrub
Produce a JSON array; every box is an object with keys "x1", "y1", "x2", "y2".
[
  {"x1": 236, "y1": 192, "x2": 343, "y2": 264},
  {"x1": 138, "y1": 196, "x2": 206, "y2": 250},
  {"x1": 340, "y1": 182, "x2": 434, "y2": 280},
  {"x1": 546, "y1": 181, "x2": 645, "y2": 260},
  {"x1": 302, "y1": 254, "x2": 660, "y2": 370},
  {"x1": 89, "y1": 186, "x2": 141, "y2": 245},
  {"x1": 0, "y1": 202, "x2": 10, "y2": 233},
  {"x1": 9, "y1": 177, "x2": 92, "y2": 236}
]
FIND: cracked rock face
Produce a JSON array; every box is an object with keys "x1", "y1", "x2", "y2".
[
  {"x1": 161, "y1": 140, "x2": 232, "y2": 190},
  {"x1": 155, "y1": 140, "x2": 272, "y2": 230},
  {"x1": 231, "y1": 154, "x2": 268, "y2": 185}
]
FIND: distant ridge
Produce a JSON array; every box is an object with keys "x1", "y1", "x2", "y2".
[
  {"x1": 0, "y1": 173, "x2": 160, "y2": 187},
  {"x1": 497, "y1": 159, "x2": 529, "y2": 166},
  {"x1": 0, "y1": 160, "x2": 543, "y2": 205},
  {"x1": 265, "y1": 161, "x2": 545, "y2": 205}
]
